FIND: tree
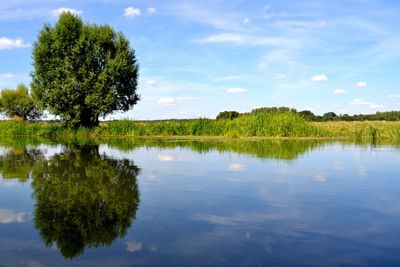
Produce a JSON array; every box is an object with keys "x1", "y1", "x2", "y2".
[
  {"x1": 298, "y1": 110, "x2": 316, "y2": 121},
  {"x1": 0, "y1": 84, "x2": 42, "y2": 121},
  {"x1": 216, "y1": 111, "x2": 240, "y2": 120},
  {"x1": 31, "y1": 12, "x2": 139, "y2": 127}
]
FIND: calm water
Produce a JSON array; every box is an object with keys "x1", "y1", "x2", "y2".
[{"x1": 0, "y1": 138, "x2": 399, "y2": 266}]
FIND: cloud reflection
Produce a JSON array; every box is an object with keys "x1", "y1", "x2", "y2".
[
  {"x1": 126, "y1": 241, "x2": 143, "y2": 253},
  {"x1": 229, "y1": 163, "x2": 246, "y2": 172},
  {"x1": 0, "y1": 209, "x2": 28, "y2": 224}
]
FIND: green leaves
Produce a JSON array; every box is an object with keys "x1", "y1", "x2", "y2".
[
  {"x1": 32, "y1": 12, "x2": 139, "y2": 127},
  {"x1": 0, "y1": 84, "x2": 42, "y2": 120}
]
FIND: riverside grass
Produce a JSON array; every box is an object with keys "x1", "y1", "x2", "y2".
[{"x1": 0, "y1": 111, "x2": 400, "y2": 141}]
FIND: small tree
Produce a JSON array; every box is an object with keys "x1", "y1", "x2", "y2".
[
  {"x1": 31, "y1": 12, "x2": 139, "y2": 127},
  {"x1": 0, "y1": 84, "x2": 42, "y2": 121},
  {"x1": 216, "y1": 111, "x2": 240, "y2": 120}
]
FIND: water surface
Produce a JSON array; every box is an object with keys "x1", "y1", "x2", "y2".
[{"x1": 0, "y1": 138, "x2": 399, "y2": 266}]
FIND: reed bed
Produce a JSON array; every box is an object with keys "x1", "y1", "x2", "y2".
[{"x1": 1, "y1": 112, "x2": 400, "y2": 141}]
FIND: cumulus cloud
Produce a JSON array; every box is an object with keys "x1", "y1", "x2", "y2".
[
  {"x1": 0, "y1": 37, "x2": 30, "y2": 50},
  {"x1": 124, "y1": 7, "x2": 141, "y2": 18},
  {"x1": 334, "y1": 88, "x2": 346, "y2": 94},
  {"x1": 310, "y1": 74, "x2": 328, "y2": 82},
  {"x1": 50, "y1": 7, "x2": 82, "y2": 17},
  {"x1": 226, "y1": 87, "x2": 248, "y2": 94},
  {"x1": 3, "y1": 73, "x2": 14, "y2": 79},
  {"x1": 356, "y1": 81, "x2": 368, "y2": 88},
  {"x1": 147, "y1": 7, "x2": 157, "y2": 14}
]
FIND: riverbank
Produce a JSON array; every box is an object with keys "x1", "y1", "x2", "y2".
[{"x1": 0, "y1": 111, "x2": 400, "y2": 142}]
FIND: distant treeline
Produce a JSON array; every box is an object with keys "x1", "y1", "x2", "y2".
[{"x1": 217, "y1": 107, "x2": 400, "y2": 122}]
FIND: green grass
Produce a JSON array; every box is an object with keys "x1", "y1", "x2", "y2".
[{"x1": 1, "y1": 111, "x2": 400, "y2": 141}]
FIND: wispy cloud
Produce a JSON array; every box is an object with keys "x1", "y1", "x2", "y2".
[
  {"x1": 2, "y1": 73, "x2": 14, "y2": 79},
  {"x1": 350, "y1": 98, "x2": 371, "y2": 105},
  {"x1": 0, "y1": 37, "x2": 29, "y2": 49},
  {"x1": 157, "y1": 96, "x2": 199, "y2": 106},
  {"x1": 196, "y1": 33, "x2": 290, "y2": 46},
  {"x1": 50, "y1": 7, "x2": 82, "y2": 17},
  {"x1": 311, "y1": 74, "x2": 328, "y2": 82},
  {"x1": 157, "y1": 97, "x2": 175, "y2": 106},
  {"x1": 214, "y1": 75, "x2": 244, "y2": 81},
  {"x1": 226, "y1": 87, "x2": 248, "y2": 94},
  {"x1": 124, "y1": 7, "x2": 141, "y2": 18}
]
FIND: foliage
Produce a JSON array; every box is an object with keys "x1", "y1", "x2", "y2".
[
  {"x1": 0, "y1": 84, "x2": 42, "y2": 120},
  {"x1": 31, "y1": 144, "x2": 141, "y2": 258},
  {"x1": 216, "y1": 111, "x2": 240, "y2": 120},
  {"x1": 31, "y1": 12, "x2": 139, "y2": 127}
]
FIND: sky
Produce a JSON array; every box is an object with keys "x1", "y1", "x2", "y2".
[{"x1": 0, "y1": 0, "x2": 400, "y2": 120}]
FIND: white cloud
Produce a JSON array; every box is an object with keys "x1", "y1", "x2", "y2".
[
  {"x1": 310, "y1": 74, "x2": 328, "y2": 82},
  {"x1": 126, "y1": 241, "x2": 142, "y2": 253},
  {"x1": 146, "y1": 80, "x2": 157, "y2": 87},
  {"x1": 3, "y1": 73, "x2": 14, "y2": 79},
  {"x1": 147, "y1": 7, "x2": 157, "y2": 14},
  {"x1": 275, "y1": 74, "x2": 286, "y2": 80},
  {"x1": 0, "y1": 209, "x2": 27, "y2": 224},
  {"x1": 124, "y1": 7, "x2": 141, "y2": 18},
  {"x1": 334, "y1": 88, "x2": 346, "y2": 94},
  {"x1": 226, "y1": 87, "x2": 248, "y2": 94},
  {"x1": 196, "y1": 33, "x2": 289, "y2": 46},
  {"x1": 369, "y1": 104, "x2": 384, "y2": 109},
  {"x1": 214, "y1": 75, "x2": 244, "y2": 81},
  {"x1": 388, "y1": 94, "x2": 400, "y2": 99},
  {"x1": 243, "y1": 18, "x2": 250, "y2": 24},
  {"x1": 356, "y1": 81, "x2": 368, "y2": 88},
  {"x1": 350, "y1": 98, "x2": 371, "y2": 105},
  {"x1": 0, "y1": 37, "x2": 30, "y2": 49},
  {"x1": 50, "y1": 7, "x2": 82, "y2": 17},
  {"x1": 157, "y1": 97, "x2": 175, "y2": 106},
  {"x1": 229, "y1": 163, "x2": 246, "y2": 172}
]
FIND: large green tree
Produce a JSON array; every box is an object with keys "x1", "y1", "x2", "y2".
[
  {"x1": 31, "y1": 12, "x2": 139, "y2": 127},
  {"x1": 0, "y1": 84, "x2": 42, "y2": 121}
]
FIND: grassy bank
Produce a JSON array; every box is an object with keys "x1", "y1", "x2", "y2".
[{"x1": 0, "y1": 111, "x2": 400, "y2": 141}]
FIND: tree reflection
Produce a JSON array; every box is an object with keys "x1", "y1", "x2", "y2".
[
  {"x1": 0, "y1": 146, "x2": 44, "y2": 182},
  {"x1": 31, "y1": 144, "x2": 141, "y2": 258}
]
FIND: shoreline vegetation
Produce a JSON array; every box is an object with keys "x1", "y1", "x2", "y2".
[{"x1": 1, "y1": 109, "x2": 400, "y2": 142}]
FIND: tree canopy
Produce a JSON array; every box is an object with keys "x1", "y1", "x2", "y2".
[
  {"x1": 0, "y1": 84, "x2": 41, "y2": 121},
  {"x1": 31, "y1": 12, "x2": 139, "y2": 127}
]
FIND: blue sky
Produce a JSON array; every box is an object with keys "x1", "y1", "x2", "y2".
[{"x1": 0, "y1": 0, "x2": 400, "y2": 120}]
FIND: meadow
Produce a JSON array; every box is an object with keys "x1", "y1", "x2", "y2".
[{"x1": 1, "y1": 110, "x2": 400, "y2": 142}]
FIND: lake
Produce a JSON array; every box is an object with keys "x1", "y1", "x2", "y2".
[{"x1": 0, "y1": 138, "x2": 399, "y2": 266}]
